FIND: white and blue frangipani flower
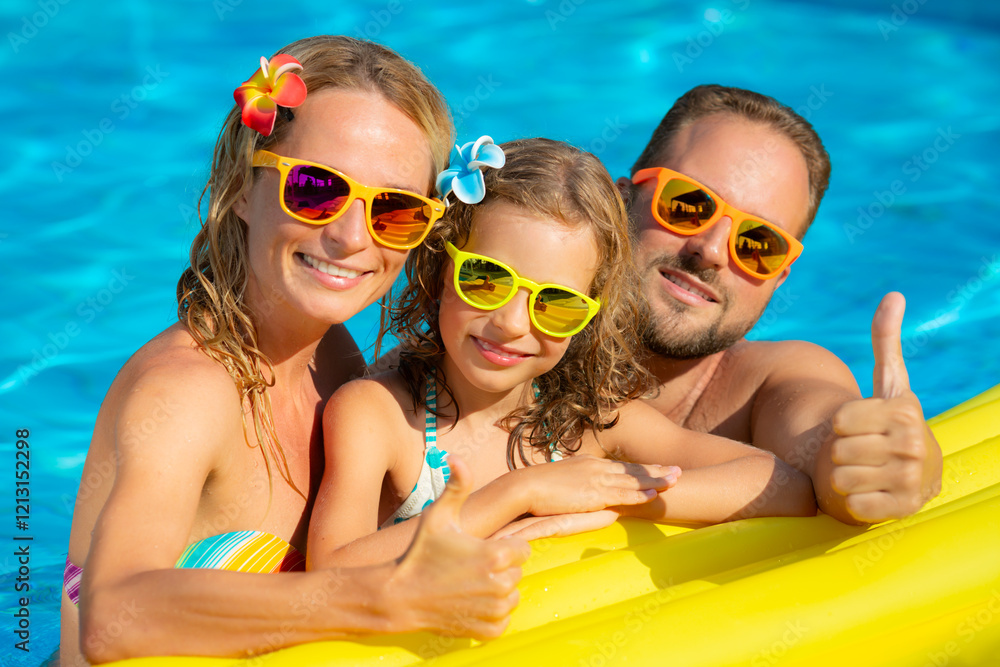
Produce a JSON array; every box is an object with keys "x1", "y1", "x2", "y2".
[{"x1": 435, "y1": 135, "x2": 506, "y2": 204}]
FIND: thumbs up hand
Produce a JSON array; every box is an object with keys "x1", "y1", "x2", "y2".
[
  {"x1": 389, "y1": 456, "x2": 531, "y2": 639},
  {"x1": 828, "y1": 292, "x2": 943, "y2": 523}
]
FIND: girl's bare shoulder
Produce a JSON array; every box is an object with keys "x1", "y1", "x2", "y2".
[{"x1": 324, "y1": 369, "x2": 422, "y2": 432}]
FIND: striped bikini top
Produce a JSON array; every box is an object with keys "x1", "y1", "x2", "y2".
[
  {"x1": 380, "y1": 376, "x2": 452, "y2": 528},
  {"x1": 64, "y1": 530, "x2": 304, "y2": 606}
]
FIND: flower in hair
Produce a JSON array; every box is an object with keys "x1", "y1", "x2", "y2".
[
  {"x1": 233, "y1": 55, "x2": 308, "y2": 137},
  {"x1": 435, "y1": 136, "x2": 506, "y2": 204}
]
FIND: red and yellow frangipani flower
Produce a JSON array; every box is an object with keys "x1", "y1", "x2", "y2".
[{"x1": 233, "y1": 54, "x2": 307, "y2": 136}]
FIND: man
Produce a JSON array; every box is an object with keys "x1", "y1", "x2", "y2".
[{"x1": 621, "y1": 84, "x2": 941, "y2": 525}]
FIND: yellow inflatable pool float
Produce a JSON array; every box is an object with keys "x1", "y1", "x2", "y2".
[{"x1": 109, "y1": 384, "x2": 1000, "y2": 666}]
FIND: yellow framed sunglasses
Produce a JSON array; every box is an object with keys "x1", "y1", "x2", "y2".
[
  {"x1": 445, "y1": 242, "x2": 601, "y2": 338},
  {"x1": 632, "y1": 167, "x2": 804, "y2": 280},
  {"x1": 252, "y1": 150, "x2": 445, "y2": 250}
]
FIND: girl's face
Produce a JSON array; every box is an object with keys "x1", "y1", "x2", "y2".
[
  {"x1": 235, "y1": 87, "x2": 436, "y2": 330},
  {"x1": 439, "y1": 201, "x2": 601, "y2": 397}
]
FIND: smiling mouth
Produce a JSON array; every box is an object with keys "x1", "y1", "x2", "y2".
[
  {"x1": 300, "y1": 253, "x2": 365, "y2": 279},
  {"x1": 661, "y1": 271, "x2": 717, "y2": 303},
  {"x1": 474, "y1": 336, "x2": 531, "y2": 360}
]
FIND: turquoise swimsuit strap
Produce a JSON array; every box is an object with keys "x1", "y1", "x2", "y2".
[{"x1": 425, "y1": 374, "x2": 438, "y2": 449}]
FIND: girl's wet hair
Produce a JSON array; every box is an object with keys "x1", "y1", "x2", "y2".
[
  {"x1": 177, "y1": 36, "x2": 453, "y2": 493},
  {"x1": 391, "y1": 138, "x2": 653, "y2": 468}
]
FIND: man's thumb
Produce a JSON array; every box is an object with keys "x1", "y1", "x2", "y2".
[{"x1": 872, "y1": 291, "x2": 911, "y2": 398}]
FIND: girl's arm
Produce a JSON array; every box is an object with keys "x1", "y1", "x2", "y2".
[
  {"x1": 309, "y1": 377, "x2": 677, "y2": 567},
  {"x1": 307, "y1": 377, "x2": 420, "y2": 567},
  {"x1": 600, "y1": 401, "x2": 817, "y2": 523}
]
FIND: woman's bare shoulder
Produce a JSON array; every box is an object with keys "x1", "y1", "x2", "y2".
[{"x1": 101, "y1": 324, "x2": 244, "y2": 449}]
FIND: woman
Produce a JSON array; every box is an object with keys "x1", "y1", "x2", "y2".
[{"x1": 61, "y1": 36, "x2": 528, "y2": 665}]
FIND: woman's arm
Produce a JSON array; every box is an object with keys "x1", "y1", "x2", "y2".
[
  {"x1": 601, "y1": 401, "x2": 817, "y2": 523},
  {"x1": 82, "y1": 364, "x2": 527, "y2": 662}
]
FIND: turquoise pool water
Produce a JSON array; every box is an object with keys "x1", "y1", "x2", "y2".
[{"x1": 3, "y1": 0, "x2": 998, "y2": 662}]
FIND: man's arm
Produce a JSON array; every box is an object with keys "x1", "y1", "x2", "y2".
[{"x1": 750, "y1": 292, "x2": 942, "y2": 525}]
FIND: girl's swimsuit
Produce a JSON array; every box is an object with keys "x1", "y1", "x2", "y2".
[
  {"x1": 380, "y1": 376, "x2": 452, "y2": 528},
  {"x1": 63, "y1": 530, "x2": 304, "y2": 606},
  {"x1": 377, "y1": 376, "x2": 562, "y2": 528}
]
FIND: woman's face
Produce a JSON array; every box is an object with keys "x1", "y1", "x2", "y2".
[
  {"x1": 236, "y1": 87, "x2": 436, "y2": 329},
  {"x1": 439, "y1": 202, "x2": 600, "y2": 397}
]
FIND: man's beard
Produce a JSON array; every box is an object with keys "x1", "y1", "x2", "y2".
[{"x1": 640, "y1": 253, "x2": 768, "y2": 360}]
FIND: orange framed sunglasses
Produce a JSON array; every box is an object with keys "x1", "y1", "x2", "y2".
[
  {"x1": 252, "y1": 150, "x2": 445, "y2": 250},
  {"x1": 632, "y1": 167, "x2": 804, "y2": 280}
]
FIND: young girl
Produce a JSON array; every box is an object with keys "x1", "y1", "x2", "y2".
[{"x1": 308, "y1": 138, "x2": 815, "y2": 567}]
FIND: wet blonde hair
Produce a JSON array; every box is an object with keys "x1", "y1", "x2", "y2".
[
  {"x1": 177, "y1": 36, "x2": 453, "y2": 494},
  {"x1": 391, "y1": 138, "x2": 652, "y2": 468}
]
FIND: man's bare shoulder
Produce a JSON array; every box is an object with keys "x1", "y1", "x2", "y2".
[
  {"x1": 721, "y1": 339, "x2": 852, "y2": 376},
  {"x1": 723, "y1": 338, "x2": 861, "y2": 399}
]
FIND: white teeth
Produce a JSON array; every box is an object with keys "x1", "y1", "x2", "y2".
[
  {"x1": 665, "y1": 274, "x2": 714, "y2": 302},
  {"x1": 302, "y1": 254, "x2": 363, "y2": 279},
  {"x1": 477, "y1": 337, "x2": 527, "y2": 358}
]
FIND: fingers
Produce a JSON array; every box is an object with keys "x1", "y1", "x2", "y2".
[
  {"x1": 466, "y1": 591, "x2": 519, "y2": 640},
  {"x1": 586, "y1": 461, "x2": 678, "y2": 508},
  {"x1": 845, "y1": 491, "x2": 908, "y2": 523},
  {"x1": 871, "y1": 291, "x2": 911, "y2": 399},
  {"x1": 489, "y1": 536, "x2": 531, "y2": 571},
  {"x1": 620, "y1": 462, "x2": 681, "y2": 484},
  {"x1": 830, "y1": 434, "x2": 892, "y2": 466},
  {"x1": 831, "y1": 460, "x2": 922, "y2": 500},
  {"x1": 831, "y1": 464, "x2": 888, "y2": 496},
  {"x1": 832, "y1": 395, "x2": 923, "y2": 438}
]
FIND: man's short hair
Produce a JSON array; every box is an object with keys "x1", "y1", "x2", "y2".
[{"x1": 631, "y1": 84, "x2": 831, "y2": 234}]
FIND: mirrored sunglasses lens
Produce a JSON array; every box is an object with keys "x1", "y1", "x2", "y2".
[
  {"x1": 734, "y1": 219, "x2": 790, "y2": 276},
  {"x1": 534, "y1": 288, "x2": 591, "y2": 335},
  {"x1": 285, "y1": 165, "x2": 351, "y2": 221},
  {"x1": 457, "y1": 258, "x2": 515, "y2": 307},
  {"x1": 658, "y1": 179, "x2": 717, "y2": 231},
  {"x1": 370, "y1": 192, "x2": 434, "y2": 247}
]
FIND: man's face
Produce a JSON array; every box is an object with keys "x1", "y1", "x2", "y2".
[{"x1": 629, "y1": 114, "x2": 812, "y2": 359}]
